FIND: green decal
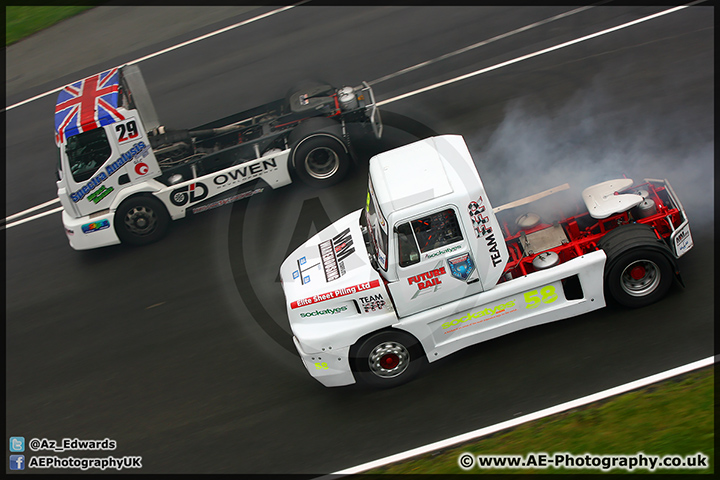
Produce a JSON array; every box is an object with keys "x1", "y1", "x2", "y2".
[{"x1": 524, "y1": 284, "x2": 558, "y2": 309}]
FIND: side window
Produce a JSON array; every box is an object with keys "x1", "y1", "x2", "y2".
[
  {"x1": 396, "y1": 208, "x2": 464, "y2": 267},
  {"x1": 397, "y1": 222, "x2": 420, "y2": 267},
  {"x1": 65, "y1": 128, "x2": 112, "y2": 183}
]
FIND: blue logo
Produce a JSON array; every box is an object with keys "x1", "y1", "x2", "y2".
[
  {"x1": 9, "y1": 437, "x2": 24, "y2": 452},
  {"x1": 292, "y1": 270, "x2": 299, "y2": 279},
  {"x1": 303, "y1": 275, "x2": 310, "y2": 284},
  {"x1": 447, "y1": 253, "x2": 475, "y2": 281},
  {"x1": 81, "y1": 218, "x2": 110, "y2": 234},
  {"x1": 9, "y1": 455, "x2": 25, "y2": 470},
  {"x1": 300, "y1": 256, "x2": 306, "y2": 265}
]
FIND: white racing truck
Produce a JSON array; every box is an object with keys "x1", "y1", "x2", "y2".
[
  {"x1": 279, "y1": 135, "x2": 693, "y2": 388},
  {"x1": 54, "y1": 65, "x2": 381, "y2": 250}
]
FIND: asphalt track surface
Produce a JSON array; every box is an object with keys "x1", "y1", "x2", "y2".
[{"x1": 5, "y1": 5, "x2": 714, "y2": 474}]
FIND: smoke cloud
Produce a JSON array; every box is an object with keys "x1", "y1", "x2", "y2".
[{"x1": 467, "y1": 70, "x2": 713, "y2": 234}]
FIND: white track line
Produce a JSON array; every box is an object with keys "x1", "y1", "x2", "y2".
[
  {"x1": 377, "y1": 5, "x2": 691, "y2": 106},
  {"x1": 4, "y1": 198, "x2": 61, "y2": 222},
  {"x1": 2, "y1": 207, "x2": 64, "y2": 230},
  {"x1": 369, "y1": 5, "x2": 595, "y2": 86},
  {"x1": 3, "y1": 3, "x2": 306, "y2": 113},
  {"x1": 331, "y1": 356, "x2": 715, "y2": 476}
]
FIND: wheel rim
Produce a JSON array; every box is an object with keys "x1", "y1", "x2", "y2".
[
  {"x1": 124, "y1": 205, "x2": 158, "y2": 236},
  {"x1": 368, "y1": 341, "x2": 410, "y2": 378},
  {"x1": 304, "y1": 147, "x2": 340, "y2": 179},
  {"x1": 620, "y1": 259, "x2": 661, "y2": 297}
]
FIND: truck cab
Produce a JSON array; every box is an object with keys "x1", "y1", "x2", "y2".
[
  {"x1": 364, "y1": 135, "x2": 509, "y2": 317},
  {"x1": 55, "y1": 65, "x2": 381, "y2": 250},
  {"x1": 280, "y1": 135, "x2": 693, "y2": 388},
  {"x1": 55, "y1": 66, "x2": 171, "y2": 247}
]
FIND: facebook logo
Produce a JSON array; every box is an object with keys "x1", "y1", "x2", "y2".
[
  {"x1": 9, "y1": 455, "x2": 25, "y2": 470},
  {"x1": 9, "y1": 437, "x2": 25, "y2": 452}
]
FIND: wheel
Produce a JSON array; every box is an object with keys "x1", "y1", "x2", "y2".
[
  {"x1": 605, "y1": 248, "x2": 673, "y2": 308},
  {"x1": 114, "y1": 196, "x2": 170, "y2": 246},
  {"x1": 291, "y1": 134, "x2": 350, "y2": 188},
  {"x1": 350, "y1": 330, "x2": 425, "y2": 388}
]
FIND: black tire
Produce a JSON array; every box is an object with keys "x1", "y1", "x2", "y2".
[
  {"x1": 291, "y1": 134, "x2": 350, "y2": 188},
  {"x1": 350, "y1": 330, "x2": 425, "y2": 388},
  {"x1": 605, "y1": 248, "x2": 674, "y2": 308},
  {"x1": 114, "y1": 195, "x2": 170, "y2": 246}
]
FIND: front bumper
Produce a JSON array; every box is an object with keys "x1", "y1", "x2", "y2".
[
  {"x1": 62, "y1": 209, "x2": 121, "y2": 250},
  {"x1": 293, "y1": 336, "x2": 355, "y2": 387}
]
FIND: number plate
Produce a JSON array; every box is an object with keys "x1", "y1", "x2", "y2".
[{"x1": 673, "y1": 223, "x2": 694, "y2": 257}]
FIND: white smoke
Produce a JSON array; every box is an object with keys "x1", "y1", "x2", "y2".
[{"x1": 467, "y1": 71, "x2": 714, "y2": 234}]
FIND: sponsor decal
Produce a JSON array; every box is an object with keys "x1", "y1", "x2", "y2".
[
  {"x1": 673, "y1": 225, "x2": 693, "y2": 256},
  {"x1": 485, "y1": 234, "x2": 503, "y2": 267},
  {"x1": 293, "y1": 255, "x2": 320, "y2": 285},
  {"x1": 81, "y1": 219, "x2": 110, "y2": 234},
  {"x1": 441, "y1": 300, "x2": 517, "y2": 331},
  {"x1": 105, "y1": 141, "x2": 148, "y2": 176},
  {"x1": 191, "y1": 187, "x2": 263, "y2": 214},
  {"x1": 359, "y1": 294, "x2": 386, "y2": 313},
  {"x1": 70, "y1": 141, "x2": 149, "y2": 203},
  {"x1": 318, "y1": 227, "x2": 355, "y2": 282},
  {"x1": 447, "y1": 253, "x2": 475, "y2": 281},
  {"x1": 134, "y1": 162, "x2": 149, "y2": 175},
  {"x1": 424, "y1": 244, "x2": 462, "y2": 259},
  {"x1": 291, "y1": 280, "x2": 380, "y2": 309},
  {"x1": 70, "y1": 171, "x2": 107, "y2": 203},
  {"x1": 468, "y1": 198, "x2": 503, "y2": 267},
  {"x1": 468, "y1": 199, "x2": 492, "y2": 237},
  {"x1": 408, "y1": 267, "x2": 446, "y2": 290},
  {"x1": 213, "y1": 158, "x2": 278, "y2": 186},
  {"x1": 87, "y1": 185, "x2": 114, "y2": 204},
  {"x1": 171, "y1": 182, "x2": 209, "y2": 207},
  {"x1": 299, "y1": 306, "x2": 348, "y2": 318}
]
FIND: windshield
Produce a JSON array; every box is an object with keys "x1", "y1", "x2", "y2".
[
  {"x1": 64, "y1": 127, "x2": 112, "y2": 183},
  {"x1": 365, "y1": 177, "x2": 388, "y2": 270}
]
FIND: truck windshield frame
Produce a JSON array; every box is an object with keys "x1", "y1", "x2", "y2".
[
  {"x1": 64, "y1": 127, "x2": 112, "y2": 183},
  {"x1": 365, "y1": 178, "x2": 389, "y2": 270},
  {"x1": 396, "y1": 208, "x2": 464, "y2": 267}
]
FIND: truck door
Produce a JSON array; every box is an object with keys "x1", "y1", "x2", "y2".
[
  {"x1": 388, "y1": 207, "x2": 484, "y2": 318},
  {"x1": 61, "y1": 119, "x2": 157, "y2": 217}
]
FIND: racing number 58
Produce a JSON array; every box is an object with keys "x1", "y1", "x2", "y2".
[
  {"x1": 524, "y1": 285, "x2": 558, "y2": 309},
  {"x1": 115, "y1": 120, "x2": 139, "y2": 143}
]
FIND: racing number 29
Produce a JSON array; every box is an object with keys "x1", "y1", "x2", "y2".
[
  {"x1": 115, "y1": 120, "x2": 139, "y2": 143},
  {"x1": 524, "y1": 285, "x2": 558, "y2": 309}
]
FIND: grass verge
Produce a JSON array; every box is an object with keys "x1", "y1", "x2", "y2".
[
  {"x1": 6, "y1": 6, "x2": 97, "y2": 46},
  {"x1": 366, "y1": 367, "x2": 713, "y2": 474}
]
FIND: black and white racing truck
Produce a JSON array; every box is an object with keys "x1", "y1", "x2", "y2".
[
  {"x1": 279, "y1": 135, "x2": 694, "y2": 387},
  {"x1": 54, "y1": 65, "x2": 381, "y2": 250}
]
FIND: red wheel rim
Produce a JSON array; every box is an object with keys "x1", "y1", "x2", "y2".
[
  {"x1": 630, "y1": 265, "x2": 646, "y2": 280},
  {"x1": 379, "y1": 354, "x2": 400, "y2": 370}
]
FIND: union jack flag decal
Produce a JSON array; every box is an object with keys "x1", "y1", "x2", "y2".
[{"x1": 54, "y1": 67, "x2": 124, "y2": 145}]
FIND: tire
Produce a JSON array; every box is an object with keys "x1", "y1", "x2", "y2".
[
  {"x1": 114, "y1": 195, "x2": 170, "y2": 246},
  {"x1": 291, "y1": 134, "x2": 350, "y2": 188},
  {"x1": 350, "y1": 330, "x2": 425, "y2": 388},
  {"x1": 605, "y1": 248, "x2": 674, "y2": 308}
]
